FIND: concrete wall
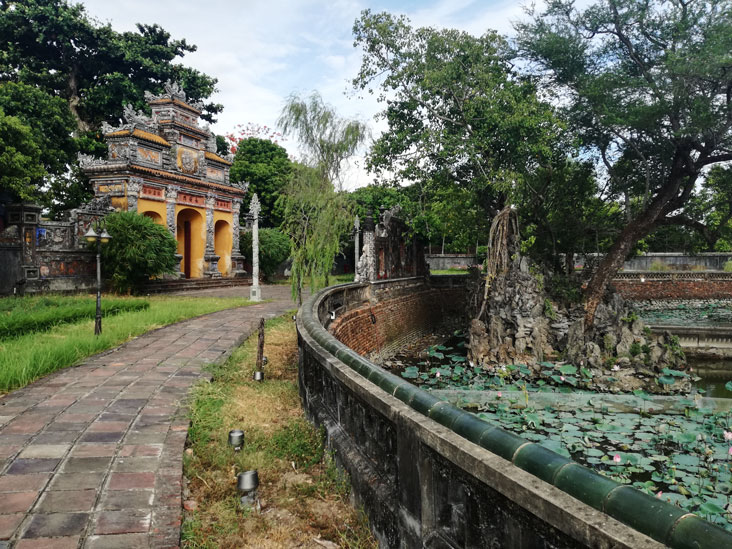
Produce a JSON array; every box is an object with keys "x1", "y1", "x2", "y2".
[
  {"x1": 624, "y1": 252, "x2": 732, "y2": 271},
  {"x1": 297, "y1": 277, "x2": 732, "y2": 548},
  {"x1": 613, "y1": 272, "x2": 732, "y2": 300},
  {"x1": 425, "y1": 254, "x2": 477, "y2": 271}
]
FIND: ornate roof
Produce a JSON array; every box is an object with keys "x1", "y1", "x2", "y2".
[
  {"x1": 204, "y1": 151, "x2": 232, "y2": 165},
  {"x1": 105, "y1": 128, "x2": 171, "y2": 147}
]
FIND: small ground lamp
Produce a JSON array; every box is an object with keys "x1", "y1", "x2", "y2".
[
  {"x1": 237, "y1": 470, "x2": 259, "y2": 507},
  {"x1": 84, "y1": 223, "x2": 112, "y2": 335},
  {"x1": 228, "y1": 429, "x2": 245, "y2": 451}
]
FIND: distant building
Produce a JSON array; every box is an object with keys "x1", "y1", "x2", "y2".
[{"x1": 80, "y1": 81, "x2": 247, "y2": 278}]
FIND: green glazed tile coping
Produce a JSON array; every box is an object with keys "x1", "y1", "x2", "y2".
[
  {"x1": 393, "y1": 383, "x2": 418, "y2": 405},
  {"x1": 668, "y1": 514, "x2": 732, "y2": 548},
  {"x1": 477, "y1": 424, "x2": 527, "y2": 461},
  {"x1": 427, "y1": 401, "x2": 464, "y2": 429},
  {"x1": 552, "y1": 463, "x2": 618, "y2": 511},
  {"x1": 512, "y1": 443, "x2": 573, "y2": 485},
  {"x1": 303, "y1": 283, "x2": 732, "y2": 548},
  {"x1": 451, "y1": 413, "x2": 494, "y2": 444},
  {"x1": 409, "y1": 390, "x2": 441, "y2": 416},
  {"x1": 604, "y1": 485, "x2": 687, "y2": 544}
]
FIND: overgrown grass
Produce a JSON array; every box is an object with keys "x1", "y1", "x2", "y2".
[
  {"x1": 0, "y1": 295, "x2": 250, "y2": 394},
  {"x1": 430, "y1": 268, "x2": 470, "y2": 275},
  {"x1": 183, "y1": 313, "x2": 376, "y2": 549},
  {"x1": 0, "y1": 295, "x2": 149, "y2": 339}
]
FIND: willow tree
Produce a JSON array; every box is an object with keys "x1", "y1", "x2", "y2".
[
  {"x1": 277, "y1": 92, "x2": 367, "y2": 303},
  {"x1": 516, "y1": 0, "x2": 732, "y2": 325},
  {"x1": 278, "y1": 91, "x2": 368, "y2": 191},
  {"x1": 279, "y1": 164, "x2": 353, "y2": 305}
]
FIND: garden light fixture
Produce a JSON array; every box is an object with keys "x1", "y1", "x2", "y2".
[
  {"x1": 228, "y1": 429, "x2": 245, "y2": 451},
  {"x1": 84, "y1": 222, "x2": 112, "y2": 335}
]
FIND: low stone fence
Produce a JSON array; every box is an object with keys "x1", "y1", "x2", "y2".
[
  {"x1": 326, "y1": 277, "x2": 466, "y2": 360},
  {"x1": 614, "y1": 271, "x2": 732, "y2": 300},
  {"x1": 425, "y1": 253, "x2": 477, "y2": 271},
  {"x1": 297, "y1": 277, "x2": 731, "y2": 548}
]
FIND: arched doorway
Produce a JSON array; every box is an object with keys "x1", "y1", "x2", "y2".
[
  {"x1": 176, "y1": 208, "x2": 204, "y2": 278},
  {"x1": 141, "y1": 210, "x2": 164, "y2": 225},
  {"x1": 214, "y1": 219, "x2": 232, "y2": 276}
]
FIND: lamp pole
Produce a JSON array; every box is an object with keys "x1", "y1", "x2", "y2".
[{"x1": 85, "y1": 223, "x2": 111, "y2": 336}]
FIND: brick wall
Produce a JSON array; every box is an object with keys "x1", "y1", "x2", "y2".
[
  {"x1": 614, "y1": 279, "x2": 732, "y2": 300},
  {"x1": 327, "y1": 279, "x2": 466, "y2": 360}
]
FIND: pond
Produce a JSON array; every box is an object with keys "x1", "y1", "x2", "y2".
[{"x1": 386, "y1": 331, "x2": 732, "y2": 531}]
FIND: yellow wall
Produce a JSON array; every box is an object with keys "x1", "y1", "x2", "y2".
[
  {"x1": 175, "y1": 206, "x2": 206, "y2": 278},
  {"x1": 111, "y1": 197, "x2": 128, "y2": 211},
  {"x1": 214, "y1": 213, "x2": 233, "y2": 276},
  {"x1": 138, "y1": 198, "x2": 167, "y2": 225}
]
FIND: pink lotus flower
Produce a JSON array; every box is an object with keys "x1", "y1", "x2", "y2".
[
  {"x1": 560, "y1": 376, "x2": 565, "y2": 382},
  {"x1": 613, "y1": 454, "x2": 622, "y2": 464},
  {"x1": 656, "y1": 491, "x2": 663, "y2": 498},
  {"x1": 729, "y1": 446, "x2": 732, "y2": 456},
  {"x1": 612, "y1": 364, "x2": 620, "y2": 372},
  {"x1": 724, "y1": 431, "x2": 732, "y2": 442},
  {"x1": 497, "y1": 391, "x2": 502, "y2": 398},
  {"x1": 435, "y1": 372, "x2": 440, "y2": 378}
]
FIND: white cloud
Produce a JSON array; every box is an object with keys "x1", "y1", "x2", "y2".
[{"x1": 78, "y1": 0, "x2": 554, "y2": 188}]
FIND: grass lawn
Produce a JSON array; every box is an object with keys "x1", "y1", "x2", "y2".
[
  {"x1": 430, "y1": 268, "x2": 470, "y2": 275},
  {"x1": 183, "y1": 313, "x2": 376, "y2": 549},
  {"x1": 0, "y1": 294, "x2": 251, "y2": 394}
]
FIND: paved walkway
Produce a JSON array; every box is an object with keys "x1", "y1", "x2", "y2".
[{"x1": 0, "y1": 285, "x2": 299, "y2": 548}]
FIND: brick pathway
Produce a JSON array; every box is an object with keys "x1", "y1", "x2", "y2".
[{"x1": 0, "y1": 285, "x2": 299, "y2": 548}]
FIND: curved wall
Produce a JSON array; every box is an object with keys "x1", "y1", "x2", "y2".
[{"x1": 297, "y1": 277, "x2": 732, "y2": 548}]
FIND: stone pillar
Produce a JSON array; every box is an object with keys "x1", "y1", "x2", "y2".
[
  {"x1": 355, "y1": 211, "x2": 376, "y2": 283},
  {"x1": 165, "y1": 185, "x2": 184, "y2": 278},
  {"x1": 204, "y1": 192, "x2": 221, "y2": 278},
  {"x1": 127, "y1": 177, "x2": 143, "y2": 212},
  {"x1": 230, "y1": 198, "x2": 246, "y2": 277},
  {"x1": 249, "y1": 193, "x2": 261, "y2": 301},
  {"x1": 354, "y1": 216, "x2": 360, "y2": 273}
]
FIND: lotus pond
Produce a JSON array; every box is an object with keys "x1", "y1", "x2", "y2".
[{"x1": 388, "y1": 332, "x2": 732, "y2": 531}]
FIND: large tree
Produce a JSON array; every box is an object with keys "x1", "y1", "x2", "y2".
[
  {"x1": 516, "y1": 0, "x2": 732, "y2": 324},
  {"x1": 352, "y1": 10, "x2": 562, "y2": 210},
  {"x1": 229, "y1": 138, "x2": 292, "y2": 228},
  {"x1": 277, "y1": 92, "x2": 368, "y2": 303},
  {"x1": 0, "y1": 0, "x2": 222, "y2": 133},
  {"x1": 278, "y1": 91, "x2": 368, "y2": 191},
  {"x1": 0, "y1": 108, "x2": 46, "y2": 201}
]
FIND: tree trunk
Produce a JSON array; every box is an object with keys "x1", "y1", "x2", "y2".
[
  {"x1": 584, "y1": 157, "x2": 696, "y2": 326},
  {"x1": 67, "y1": 67, "x2": 90, "y2": 136}
]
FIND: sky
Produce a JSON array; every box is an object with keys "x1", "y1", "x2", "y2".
[{"x1": 78, "y1": 0, "x2": 536, "y2": 190}]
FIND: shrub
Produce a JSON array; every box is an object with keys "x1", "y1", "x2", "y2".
[
  {"x1": 649, "y1": 259, "x2": 670, "y2": 271},
  {"x1": 99, "y1": 211, "x2": 178, "y2": 293},
  {"x1": 724, "y1": 260, "x2": 732, "y2": 272},
  {"x1": 240, "y1": 228, "x2": 291, "y2": 281}
]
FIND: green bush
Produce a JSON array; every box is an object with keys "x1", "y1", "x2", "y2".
[
  {"x1": 99, "y1": 212, "x2": 178, "y2": 293},
  {"x1": 0, "y1": 296, "x2": 148, "y2": 339},
  {"x1": 724, "y1": 260, "x2": 732, "y2": 272},
  {"x1": 240, "y1": 228, "x2": 291, "y2": 281}
]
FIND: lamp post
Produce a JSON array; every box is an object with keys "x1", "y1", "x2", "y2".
[{"x1": 84, "y1": 223, "x2": 111, "y2": 335}]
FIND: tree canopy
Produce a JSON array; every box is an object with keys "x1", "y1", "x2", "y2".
[
  {"x1": 0, "y1": 0, "x2": 222, "y2": 132},
  {"x1": 516, "y1": 0, "x2": 732, "y2": 322},
  {"x1": 230, "y1": 138, "x2": 292, "y2": 228},
  {"x1": 352, "y1": 10, "x2": 562, "y2": 199}
]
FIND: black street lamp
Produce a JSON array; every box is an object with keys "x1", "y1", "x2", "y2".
[{"x1": 84, "y1": 223, "x2": 111, "y2": 335}]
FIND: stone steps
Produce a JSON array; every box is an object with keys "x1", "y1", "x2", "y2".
[{"x1": 141, "y1": 277, "x2": 253, "y2": 294}]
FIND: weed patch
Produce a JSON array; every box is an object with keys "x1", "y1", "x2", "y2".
[{"x1": 184, "y1": 312, "x2": 376, "y2": 549}]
